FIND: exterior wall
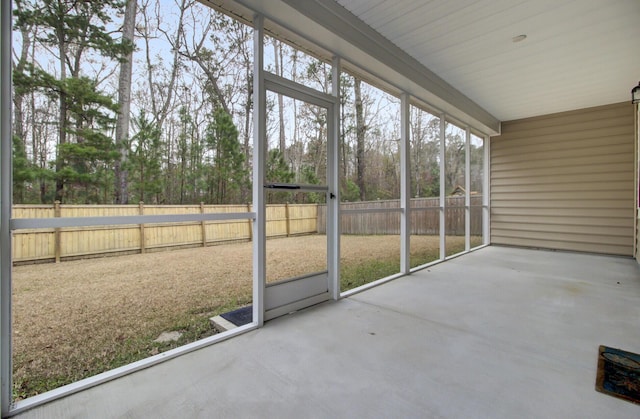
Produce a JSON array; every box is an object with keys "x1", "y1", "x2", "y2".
[
  {"x1": 636, "y1": 215, "x2": 640, "y2": 262},
  {"x1": 633, "y1": 104, "x2": 640, "y2": 263},
  {"x1": 491, "y1": 102, "x2": 635, "y2": 256}
]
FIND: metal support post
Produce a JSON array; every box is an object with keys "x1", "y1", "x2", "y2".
[
  {"x1": 400, "y1": 93, "x2": 411, "y2": 273},
  {"x1": 439, "y1": 114, "x2": 446, "y2": 259},
  {"x1": 329, "y1": 56, "x2": 341, "y2": 299},
  {"x1": 1, "y1": 0, "x2": 13, "y2": 413},
  {"x1": 252, "y1": 14, "x2": 266, "y2": 327},
  {"x1": 465, "y1": 127, "x2": 471, "y2": 251}
]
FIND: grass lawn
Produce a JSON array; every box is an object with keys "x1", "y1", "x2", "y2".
[{"x1": 12, "y1": 234, "x2": 474, "y2": 399}]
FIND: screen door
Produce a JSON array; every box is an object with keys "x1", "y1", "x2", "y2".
[{"x1": 262, "y1": 78, "x2": 336, "y2": 320}]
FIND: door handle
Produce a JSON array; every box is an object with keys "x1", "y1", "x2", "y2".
[{"x1": 264, "y1": 183, "x2": 301, "y2": 190}]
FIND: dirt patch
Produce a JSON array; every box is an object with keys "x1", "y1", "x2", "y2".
[{"x1": 11, "y1": 234, "x2": 466, "y2": 398}]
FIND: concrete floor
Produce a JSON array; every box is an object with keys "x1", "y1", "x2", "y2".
[{"x1": 13, "y1": 246, "x2": 640, "y2": 418}]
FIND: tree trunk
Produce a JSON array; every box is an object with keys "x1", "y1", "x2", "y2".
[
  {"x1": 114, "y1": 0, "x2": 137, "y2": 204},
  {"x1": 354, "y1": 78, "x2": 366, "y2": 201},
  {"x1": 12, "y1": 6, "x2": 31, "y2": 203},
  {"x1": 12, "y1": 19, "x2": 30, "y2": 144},
  {"x1": 291, "y1": 51, "x2": 298, "y2": 145},
  {"x1": 274, "y1": 41, "x2": 286, "y2": 153},
  {"x1": 55, "y1": 22, "x2": 67, "y2": 203},
  {"x1": 241, "y1": 30, "x2": 252, "y2": 203}
]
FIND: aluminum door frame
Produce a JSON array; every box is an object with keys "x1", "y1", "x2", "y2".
[{"x1": 258, "y1": 71, "x2": 338, "y2": 321}]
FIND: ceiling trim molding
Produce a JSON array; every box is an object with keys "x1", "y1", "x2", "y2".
[
  {"x1": 283, "y1": 0, "x2": 499, "y2": 129},
  {"x1": 208, "y1": 0, "x2": 501, "y2": 134}
]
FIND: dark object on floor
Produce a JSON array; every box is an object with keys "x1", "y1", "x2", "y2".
[
  {"x1": 220, "y1": 305, "x2": 253, "y2": 327},
  {"x1": 596, "y1": 345, "x2": 640, "y2": 404}
]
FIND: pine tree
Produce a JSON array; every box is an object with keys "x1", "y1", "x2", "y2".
[
  {"x1": 14, "y1": 0, "x2": 133, "y2": 203},
  {"x1": 58, "y1": 76, "x2": 120, "y2": 203},
  {"x1": 265, "y1": 149, "x2": 295, "y2": 204},
  {"x1": 204, "y1": 108, "x2": 248, "y2": 204},
  {"x1": 128, "y1": 110, "x2": 164, "y2": 203},
  {"x1": 299, "y1": 165, "x2": 323, "y2": 204},
  {"x1": 12, "y1": 135, "x2": 39, "y2": 203}
]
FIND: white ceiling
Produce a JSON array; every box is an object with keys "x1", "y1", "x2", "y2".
[{"x1": 334, "y1": 0, "x2": 640, "y2": 121}]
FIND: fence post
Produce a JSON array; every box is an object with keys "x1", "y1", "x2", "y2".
[
  {"x1": 139, "y1": 201, "x2": 145, "y2": 254},
  {"x1": 200, "y1": 202, "x2": 207, "y2": 247},
  {"x1": 54, "y1": 201, "x2": 61, "y2": 263},
  {"x1": 247, "y1": 203, "x2": 252, "y2": 241},
  {"x1": 285, "y1": 203, "x2": 291, "y2": 237}
]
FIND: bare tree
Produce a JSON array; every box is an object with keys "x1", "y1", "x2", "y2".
[
  {"x1": 410, "y1": 107, "x2": 440, "y2": 197},
  {"x1": 176, "y1": 3, "x2": 232, "y2": 115},
  {"x1": 354, "y1": 78, "x2": 366, "y2": 201},
  {"x1": 140, "y1": 0, "x2": 185, "y2": 129}
]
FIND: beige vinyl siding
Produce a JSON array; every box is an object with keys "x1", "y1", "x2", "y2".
[
  {"x1": 636, "y1": 215, "x2": 640, "y2": 262},
  {"x1": 491, "y1": 102, "x2": 635, "y2": 256},
  {"x1": 635, "y1": 106, "x2": 639, "y2": 263}
]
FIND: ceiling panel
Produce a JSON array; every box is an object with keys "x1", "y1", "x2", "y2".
[{"x1": 336, "y1": 0, "x2": 640, "y2": 121}]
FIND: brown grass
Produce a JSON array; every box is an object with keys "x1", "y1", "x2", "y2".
[{"x1": 12, "y1": 234, "x2": 470, "y2": 399}]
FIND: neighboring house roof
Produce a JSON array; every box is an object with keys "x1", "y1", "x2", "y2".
[{"x1": 450, "y1": 185, "x2": 479, "y2": 196}]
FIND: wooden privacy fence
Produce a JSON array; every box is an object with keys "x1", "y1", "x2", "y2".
[
  {"x1": 13, "y1": 197, "x2": 482, "y2": 264},
  {"x1": 317, "y1": 196, "x2": 483, "y2": 236},
  {"x1": 12, "y1": 202, "x2": 318, "y2": 264}
]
